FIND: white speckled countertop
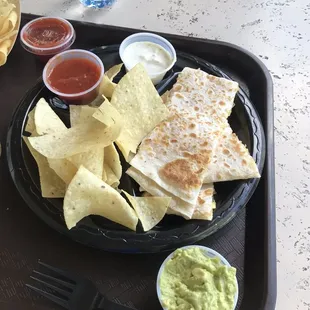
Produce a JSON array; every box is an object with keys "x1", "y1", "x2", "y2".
[{"x1": 20, "y1": 0, "x2": 310, "y2": 309}]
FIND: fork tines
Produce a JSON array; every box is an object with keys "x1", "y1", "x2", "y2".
[{"x1": 26, "y1": 261, "x2": 77, "y2": 309}]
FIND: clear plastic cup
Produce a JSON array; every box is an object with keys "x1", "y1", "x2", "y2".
[
  {"x1": 20, "y1": 17, "x2": 76, "y2": 63},
  {"x1": 43, "y1": 49, "x2": 104, "y2": 105},
  {"x1": 119, "y1": 32, "x2": 177, "y2": 85},
  {"x1": 157, "y1": 245, "x2": 239, "y2": 310}
]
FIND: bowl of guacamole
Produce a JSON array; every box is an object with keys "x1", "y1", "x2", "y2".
[{"x1": 157, "y1": 245, "x2": 238, "y2": 310}]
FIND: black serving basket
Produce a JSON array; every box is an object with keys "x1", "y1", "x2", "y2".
[{"x1": 7, "y1": 45, "x2": 265, "y2": 253}]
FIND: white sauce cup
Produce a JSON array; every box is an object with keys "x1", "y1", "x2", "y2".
[
  {"x1": 157, "y1": 245, "x2": 239, "y2": 310},
  {"x1": 119, "y1": 32, "x2": 177, "y2": 85}
]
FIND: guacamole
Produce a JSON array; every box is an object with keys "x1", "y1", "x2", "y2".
[{"x1": 159, "y1": 247, "x2": 237, "y2": 310}]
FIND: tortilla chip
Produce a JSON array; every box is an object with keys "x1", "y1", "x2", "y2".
[
  {"x1": 105, "y1": 63, "x2": 123, "y2": 80},
  {"x1": 111, "y1": 64, "x2": 169, "y2": 160},
  {"x1": 63, "y1": 166, "x2": 138, "y2": 231},
  {"x1": 93, "y1": 98, "x2": 122, "y2": 128},
  {"x1": 89, "y1": 95, "x2": 105, "y2": 108},
  {"x1": 0, "y1": 9, "x2": 18, "y2": 36},
  {"x1": 34, "y1": 98, "x2": 67, "y2": 135},
  {"x1": 104, "y1": 163, "x2": 120, "y2": 188},
  {"x1": 123, "y1": 191, "x2": 170, "y2": 231},
  {"x1": 98, "y1": 64, "x2": 123, "y2": 98},
  {"x1": 28, "y1": 118, "x2": 121, "y2": 159},
  {"x1": 104, "y1": 143, "x2": 122, "y2": 180},
  {"x1": 23, "y1": 136, "x2": 65, "y2": 198},
  {"x1": 102, "y1": 163, "x2": 107, "y2": 182},
  {"x1": 69, "y1": 105, "x2": 81, "y2": 127},
  {"x1": 69, "y1": 105, "x2": 97, "y2": 127},
  {"x1": 47, "y1": 158, "x2": 77, "y2": 185},
  {"x1": 99, "y1": 75, "x2": 117, "y2": 98},
  {"x1": 24, "y1": 108, "x2": 35, "y2": 134},
  {"x1": 78, "y1": 106, "x2": 97, "y2": 124},
  {"x1": 68, "y1": 148, "x2": 104, "y2": 179},
  {"x1": 0, "y1": 38, "x2": 10, "y2": 65},
  {"x1": 0, "y1": 1, "x2": 15, "y2": 26},
  {"x1": 0, "y1": 29, "x2": 17, "y2": 43}
]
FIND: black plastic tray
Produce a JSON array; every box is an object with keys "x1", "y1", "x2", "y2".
[{"x1": 1, "y1": 14, "x2": 276, "y2": 310}]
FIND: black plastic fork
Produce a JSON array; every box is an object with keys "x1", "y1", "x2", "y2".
[{"x1": 26, "y1": 261, "x2": 135, "y2": 310}]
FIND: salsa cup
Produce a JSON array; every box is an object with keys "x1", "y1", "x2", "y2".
[
  {"x1": 156, "y1": 245, "x2": 239, "y2": 310},
  {"x1": 20, "y1": 17, "x2": 76, "y2": 63},
  {"x1": 43, "y1": 49, "x2": 104, "y2": 105}
]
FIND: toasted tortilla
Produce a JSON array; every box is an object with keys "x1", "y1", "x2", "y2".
[
  {"x1": 203, "y1": 128, "x2": 260, "y2": 183},
  {"x1": 48, "y1": 158, "x2": 77, "y2": 185},
  {"x1": 105, "y1": 63, "x2": 123, "y2": 80},
  {"x1": 104, "y1": 143, "x2": 122, "y2": 180},
  {"x1": 99, "y1": 64, "x2": 123, "y2": 98},
  {"x1": 0, "y1": 38, "x2": 10, "y2": 65},
  {"x1": 127, "y1": 167, "x2": 215, "y2": 220},
  {"x1": 0, "y1": 8, "x2": 18, "y2": 36},
  {"x1": 28, "y1": 118, "x2": 121, "y2": 159},
  {"x1": 64, "y1": 166, "x2": 138, "y2": 231},
  {"x1": 69, "y1": 105, "x2": 82, "y2": 127},
  {"x1": 34, "y1": 98, "x2": 67, "y2": 135},
  {"x1": 111, "y1": 63, "x2": 169, "y2": 161},
  {"x1": 104, "y1": 164, "x2": 120, "y2": 188},
  {"x1": 130, "y1": 68, "x2": 238, "y2": 204},
  {"x1": 23, "y1": 136, "x2": 65, "y2": 198},
  {"x1": 191, "y1": 184, "x2": 215, "y2": 220},
  {"x1": 93, "y1": 98, "x2": 122, "y2": 128},
  {"x1": 123, "y1": 191, "x2": 170, "y2": 231},
  {"x1": 68, "y1": 148, "x2": 104, "y2": 180},
  {"x1": 25, "y1": 108, "x2": 35, "y2": 134}
]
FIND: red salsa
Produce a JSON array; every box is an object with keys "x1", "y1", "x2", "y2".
[
  {"x1": 22, "y1": 18, "x2": 71, "y2": 48},
  {"x1": 48, "y1": 58, "x2": 101, "y2": 94}
]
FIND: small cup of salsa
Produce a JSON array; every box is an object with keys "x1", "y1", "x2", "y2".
[
  {"x1": 20, "y1": 17, "x2": 76, "y2": 62},
  {"x1": 43, "y1": 49, "x2": 104, "y2": 105}
]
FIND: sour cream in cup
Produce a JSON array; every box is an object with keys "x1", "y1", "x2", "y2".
[{"x1": 120, "y1": 33, "x2": 177, "y2": 85}]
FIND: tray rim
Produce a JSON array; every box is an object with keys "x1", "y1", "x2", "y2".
[{"x1": 15, "y1": 13, "x2": 277, "y2": 310}]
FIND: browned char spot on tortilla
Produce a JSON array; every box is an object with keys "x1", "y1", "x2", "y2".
[
  {"x1": 204, "y1": 188, "x2": 213, "y2": 196},
  {"x1": 159, "y1": 159, "x2": 201, "y2": 190},
  {"x1": 183, "y1": 151, "x2": 211, "y2": 166},
  {"x1": 198, "y1": 196, "x2": 205, "y2": 205}
]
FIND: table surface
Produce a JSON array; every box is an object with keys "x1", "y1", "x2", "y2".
[{"x1": 4, "y1": 0, "x2": 310, "y2": 309}]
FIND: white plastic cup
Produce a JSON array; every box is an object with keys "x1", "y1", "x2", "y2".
[
  {"x1": 43, "y1": 49, "x2": 104, "y2": 105},
  {"x1": 156, "y1": 245, "x2": 239, "y2": 310},
  {"x1": 119, "y1": 32, "x2": 177, "y2": 85}
]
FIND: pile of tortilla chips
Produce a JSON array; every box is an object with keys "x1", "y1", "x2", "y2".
[
  {"x1": 0, "y1": 0, "x2": 19, "y2": 66},
  {"x1": 24, "y1": 64, "x2": 171, "y2": 232}
]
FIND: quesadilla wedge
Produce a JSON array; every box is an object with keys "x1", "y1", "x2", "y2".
[
  {"x1": 127, "y1": 167, "x2": 215, "y2": 220},
  {"x1": 130, "y1": 68, "x2": 239, "y2": 205},
  {"x1": 203, "y1": 128, "x2": 260, "y2": 183}
]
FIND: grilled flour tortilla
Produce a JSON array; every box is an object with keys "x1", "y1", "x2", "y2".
[
  {"x1": 130, "y1": 68, "x2": 239, "y2": 205},
  {"x1": 203, "y1": 126, "x2": 260, "y2": 183},
  {"x1": 127, "y1": 167, "x2": 215, "y2": 220}
]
